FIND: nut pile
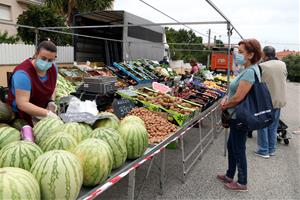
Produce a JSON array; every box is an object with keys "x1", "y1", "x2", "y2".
[{"x1": 128, "y1": 107, "x2": 178, "y2": 144}]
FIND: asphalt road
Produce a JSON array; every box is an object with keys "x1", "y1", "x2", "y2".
[{"x1": 99, "y1": 82, "x2": 300, "y2": 200}]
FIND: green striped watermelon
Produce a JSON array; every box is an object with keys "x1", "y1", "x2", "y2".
[
  {"x1": 0, "y1": 167, "x2": 40, "y2": 200},
  {"x1": 30, "y1": 150, "x2": 83, "y2": 200},
  {"x1": 58, "y1": 122, "x2": 87, "y2": 143},
  {"x1": 90, "y1": 128, "x2": 127, "y2": 169},
  {"x1": 0, "y1": 127, "x2": 20, "y2": 149},
  {"x1": 118, "y1": 122, "x2": 148, "y2": 159},
  {"x1": 0, "y1": 141, "x2": 43, "y2": 171},
  {"x1": 78, "y1": 123, "x2": 93, "y2": 140},
  {"x1": 0, "y1": 123, "x2": 9, "y2": 128},
  {"x1": 33, "y1": 117, "x2": 64, "y2": 145},
  {"x1": 0, "y1": 101, "x2": 15, "y2": 123},
  {"x1": 39, "y1": 132, "x2": 77, "y2": 152},
  {"x1": 94, "y1": 112, "x2": 120, "y2": 130},
  {"x1": 73, "y1": 138, "x2": 113, "y2": 186},
  {"x1": 121, "y1": 115, "x2": 145, "y2": 126}
]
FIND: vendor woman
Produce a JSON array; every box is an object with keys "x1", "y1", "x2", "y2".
[{"x1": 7, "y1": 41, "x2": 59, "y2": 126}]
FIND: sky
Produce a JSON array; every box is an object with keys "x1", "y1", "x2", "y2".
[{"x1": 114, "y1": 0, "x2": 300, "y2": 51}]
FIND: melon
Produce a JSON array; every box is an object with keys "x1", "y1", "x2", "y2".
[
  {"x1": 90, "y1": 128, "x2": 127, "y2": 169},
  {"x1": 0, "y1": 167, "x2": 40, "y2": 200},
  {"x1": 0, "y1": 123, "x2": 9, "y2": 128},
  {"x1": 10, "y1": 118, "x2": 28, "y2": 131},
  {"x1": 94, "y1": 112, "x2": 119, "y2": 130},
  {"x1": 0, "y1": 141, "x2": 43, "y2": 171},
  {"x1": 0, "y1": 101, "x2": 15, "y2": 123},
  {"x1": 0, "y1": 126, "x2": 20, "y2": 149},
  {"x1": 30, "y1": 150, "x2": 83, "y2": 200},
  {"x1": 118, "y1": 122, "x2": 148, "y2": 159},
  {"x1": 33, "y1": 117, "x2": 64, "y2": 145},
  {"x1": 78, "y1": 123, "x2": 93, "y2": 140},
  {"x1": 121, "y1": 115, "x2": 144, "y2": 126},
  {"x1": 58, "y1": 122, "x2": 87, "y2": 143},
  {"x1": 39, "y1": 132, "x2": 77, "y2": 152},
  {"x1": 73, "y1": 138, "x2": 113, "y2": 186}
]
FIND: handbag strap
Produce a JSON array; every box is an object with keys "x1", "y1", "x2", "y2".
[{"x1": 250, "y1": 66, "x2": 261, "y2": 83}]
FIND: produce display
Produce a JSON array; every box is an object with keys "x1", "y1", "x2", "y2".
[
  {"x1": 30, "y1": 150, "x2": 83, "y2": 200},
  {"x1": 10, "y1": 118, "x2": 28, "y2": 131},
  {"x1": 90, "y1": 128, "x2": 127, "y2": 169},
  {"x1": 56, "y1": 74, "x2": 76, "y2": 100},
  {"x1": 58, "y1": 122, "x2": 87, "y2": 143},
  {"x1": 121, "y1": 115, "x2": 145, "y2": 126},
  {"x1": 73, "y1": 138, "x2": 113, "y2": 186},
  {"x1": 39, "y1": 132, "x2": 78, "y2": 152},
  {"x1": 0, "y1": 167, "x2": 40, "y2": 200},
  {"x1": 118, "y1": 121, "x2": 149, "y2": 159},
  {"x1": 0, "y1": 141, "x2": 43, "y2": 170},
  {"x1": 128, "y1": 108, "x2": 177, "y2": 144},
  {"x1": 0, "y1": 126, "x2": 20, "y2": 149}
]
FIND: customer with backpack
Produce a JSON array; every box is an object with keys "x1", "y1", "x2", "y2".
[
  {"x1": 255, "y1": 46, "x2": 287, "y2": 158},
  {"x1": 217, "y1": 39, "x2": 262, "y2": 191}
]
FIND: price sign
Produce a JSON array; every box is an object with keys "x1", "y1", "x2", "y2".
[{"x1": 112, "y1": 98, "x2": 135, "y2": 118}]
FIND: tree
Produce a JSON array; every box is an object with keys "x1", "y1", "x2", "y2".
[
  {"x1": 165, "y1": 27, "x2": 209, "y2": 63},
  {"x1": 0, "y1": 31, "x2": 20, "y2": 44},
  {"x1": 45, "y1": 0, "x2": 114, "y2": 25},
  {"x1": 282, "y1": 54, "x2": 300, "y2": 82},
  {"x1": 215, "y1": 39, "x2": 224, "y2": 47},
  {"x1": 17, "y1": 5, "x2": 71, "y2": 45}
]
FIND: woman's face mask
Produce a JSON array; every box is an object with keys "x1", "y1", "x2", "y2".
[
  {"x1": 36, "y1": 59, "x2": 52, "y2": 72},
  {"x1": 235, "y1": 53, "x2": 246, "y2": 66}
]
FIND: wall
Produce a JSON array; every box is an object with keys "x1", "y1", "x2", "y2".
[{"x1": 0, "y1": 0, "x2": 28, "y2": 35}]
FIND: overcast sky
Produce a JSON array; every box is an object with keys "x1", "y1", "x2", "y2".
[{"x1": 114, "y1": 0, "x2": 300, "y2": 51}]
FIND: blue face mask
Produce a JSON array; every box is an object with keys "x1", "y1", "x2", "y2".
[
  {"x1": 36, "y1": 59, "x2": 52, "y2": 72},
  {"x1": 235, "y1": 53, "x2": 246, "y2": 65}
]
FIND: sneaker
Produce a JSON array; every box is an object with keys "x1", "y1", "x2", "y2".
[
  {"x1": 217, "y1": 174, "x2": 233, "y2": 183},
  {"x1": 225, "y1": 181, "x2": 248, "y2": 192},
  {"x1": 254, "y1": 151, "x2": 270, "y2": 159}
]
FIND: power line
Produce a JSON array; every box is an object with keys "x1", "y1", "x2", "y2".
[{"x1": 139, "y1": 0, "x2": 215, "y2": 40}]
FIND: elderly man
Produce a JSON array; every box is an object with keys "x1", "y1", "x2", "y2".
[{"x1": 255, "y1": 46, "x2": 288, "y2": 158}]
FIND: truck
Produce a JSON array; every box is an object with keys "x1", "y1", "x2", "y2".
[
  {"x1": 73, "y1": 10, "x2": 167, "y2": 65},
  {"x1": 210, "y1": 47, "x2": 234, "y2": 72}
]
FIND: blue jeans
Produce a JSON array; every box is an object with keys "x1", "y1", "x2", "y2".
[
  {"x1": 256, "y1": 109, "x2": 281, "y2": 155},
  {"x1": 226, "y1": 119, "x2": 248, "y2": 185}
]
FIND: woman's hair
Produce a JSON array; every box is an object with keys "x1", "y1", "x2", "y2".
[
  {"x1": 189, "y1": 58, "x2": 197, "y2": 66},
  {"x1": 36, "y1": 41, "x2": 57, "y2": 53},
  {"x1": 238, "y1": 39, "x2": 262, "y2": 64}
]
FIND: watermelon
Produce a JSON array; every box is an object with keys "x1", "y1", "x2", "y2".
[
  {"x1": 58, "y1": 122, "x2": 87, "y2": 143},
  {"x1": 0, "y1": 101, "x2": 15, "y2": 123},
  {"x1": 0, "y1": 141, "x2": 43, "y2": 171},
  {"x1": 0, "y1": 123, "x2": 9, "y2": 128},
  {"x1": 0, "y1": 127, "x2": 20, "y2": 149},
  {"x1": 118, "y1": 122, "x2": 148, "y2": 159},
  {"x1": 39, "y1": 132, "x2": 77, "y2": 152},
  {"x1": 78, "y1": 123, "x2": 93, "y2": 140},
  {"x1": 73, "y1": 138, "x2": 113, "y2": 186},
  {"x1": 10, "y1": 118, "x2": 28, "y2": 131},
  {"x1": 94, "y1": 112, "x2": 119, "y2": 130},
  {"x1": 33, "y1": 117, "x2": 64, "y2": 145},
  {"x1": 30, "y1": 150, "x2": 83, "y2": 200},
  {"x1": 90, "y1": 128, "x2": 127, "y2": 169},
  {"x1": 121, "y1": 115, "x2": 144, "y2": 126},
  {"x1": 0, "y1": 167, "x2": 40, "y2": 200}
]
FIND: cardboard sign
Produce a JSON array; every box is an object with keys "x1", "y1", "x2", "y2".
[{"x1": 112, "y1": 98, "x2": 135, "y2": 118}]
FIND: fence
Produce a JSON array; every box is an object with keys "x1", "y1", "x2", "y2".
[{"x1": 0, "y1": 44, "x2": 74, "y2": 65}]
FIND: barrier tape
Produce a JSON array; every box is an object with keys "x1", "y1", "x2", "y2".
[{"x1": 82, "y1": 106, "x2": 219, "y2": 200}]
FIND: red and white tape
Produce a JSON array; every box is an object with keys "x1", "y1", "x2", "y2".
[{"x1": 82, "y1": 106, "x2": 219, "y2": 200}]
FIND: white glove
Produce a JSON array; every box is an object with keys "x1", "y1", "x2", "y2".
[
  {"x1": 47, "y1": 111, "x2": 60, "y2": 119},
  {"x1": 47, "y1": 101, "x2": 57, "y2": 113}
]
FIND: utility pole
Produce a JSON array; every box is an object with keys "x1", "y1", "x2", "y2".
[
  {"x1": 214, "y1": 35, "x2": 217, "y2": 47},
  {"x1": 207, "y1": 29, "x2": 211, "y2": 68}
]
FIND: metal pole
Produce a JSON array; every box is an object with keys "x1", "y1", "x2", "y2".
[
  {"x1": 128, "y1": 169, "x2": 136, "y2": 200},
  {"x1": 224, "y1": 22, "x2": 232, "y2": 157},
  {"x1": 207, "y1": 29, "x2": 211, "y2": 68},
  {"x1": 35, "y1": 28, "x2": 38, "y2": 48}
]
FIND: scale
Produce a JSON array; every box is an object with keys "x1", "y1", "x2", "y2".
[{"x1": 70, "y1": 76, "x2": 118, "y2": 111}]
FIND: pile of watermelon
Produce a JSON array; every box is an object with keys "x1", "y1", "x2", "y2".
[{"x1": 0, "y1": 111, "x2": 150, "y2": 199}]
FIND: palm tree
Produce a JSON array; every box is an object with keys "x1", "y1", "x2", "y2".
[{"x1": 45, "y1": 0, "x2": 114, "y2": 25}]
